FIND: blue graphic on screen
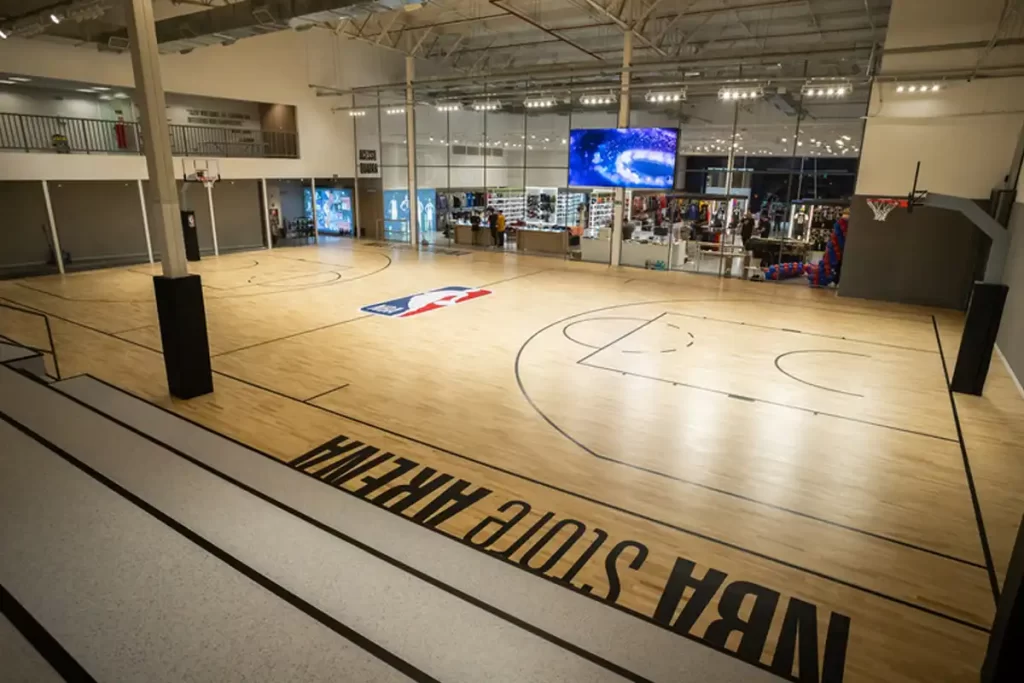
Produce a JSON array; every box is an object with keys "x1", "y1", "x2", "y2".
[
  {"x1": 383, "y1": 188, "x2": 437, "y2": 236},
  {"x1": 304, "y1": 188, "x2": 354, "y2": 235},
  {"x1": 568, "y1": 128, "x2": 678, "y2": 189}
]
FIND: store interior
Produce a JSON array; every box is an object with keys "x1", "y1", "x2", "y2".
[{"x1": 349, "y1": 80, "x2": 866, "y2": 287}]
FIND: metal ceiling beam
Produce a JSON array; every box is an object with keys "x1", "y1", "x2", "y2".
[
  {"x1": 489, "y1": 0, "x2": 605, "y2": 60},
  {"x1": 578, "y1": 0, "x2": 669, "y2": 57}
]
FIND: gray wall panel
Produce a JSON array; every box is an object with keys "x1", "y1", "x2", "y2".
[
  {"x1": 840, "y1": 196, "x2": 985, "y2": 310},
  {"x1": 997, "y1": 202, "x2": 1024, "y2": 386},
  {"x1": 49, "y1": 181, "x2": 148, "y2": 265},
  {"x1": 212, "y1": 180, "x2": 263, "y2": 250},
  {"x1": 0, "y1": 181, "x2": 53, "y2": 275}
]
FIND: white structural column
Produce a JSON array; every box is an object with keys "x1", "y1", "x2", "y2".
[
  {"x1": 137, "y1": 179, "x2": 154, "y2": 264},
  {"x1": 310, "y1": 178, "x2": 319, "y2": 244},
  {"x1": 125, "y1": 0, "x2": 187, "y2": 279},
  {"x1": 40, "y1": 180, "x2": 64, "y2": 275},
  {"x1": 261, "y1": 178, "x2": 272, "y2": 249},
  {"x1": 610, "y1": 29, "x2": 633, "y2": 267},
  {"x1": 206, "y1": 184, "x2": 219, "y2": 256},
  {"x1": 405, "y1": 55, "x2": 419, "y2": 246}
]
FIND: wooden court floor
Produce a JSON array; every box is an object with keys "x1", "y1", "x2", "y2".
[{"x1": 2, "y1": 241, "x2": 1024, "y2": 683}]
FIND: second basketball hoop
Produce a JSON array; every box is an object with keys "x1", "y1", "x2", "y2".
[{"x1": 866, "y1": 197, "x2": 908, "y2": 222}]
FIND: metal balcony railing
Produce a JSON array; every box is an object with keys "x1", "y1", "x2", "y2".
[{"x1": 0, "y1": 112, "x2": 298, "y2": 159}]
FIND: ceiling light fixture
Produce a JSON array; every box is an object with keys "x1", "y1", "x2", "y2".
[
  {"x1": 0, "y1": 79, "x2": 15, "y2": 84},
  {"x1": 9, "y1": 76, "x2": 30, "y2": 82},
  {"x1": 50, "y1": 13, "x2": 61, "y2": 24},
  {"x1": 580, "y1": 93, "x2": 616, "y2": 106},
  {"x1": 719, "y1": 86, "x2": 762, "y2": 101},
  {"x1": 436, "y1": 102, "x2": 461, "y2": 112},
  {"x1": 472, "y1": 100, "x2": 501, "y2": 112},
  {"x1": 802, "y1": 82, "x2": 851, "y2": 98},
  {"x1": 645, "y1": 89, "x2": 686, "y2": 104},
  {"x1": 385, "y1": 107, "x2": 405, "y2": 115},
  {"x1": 524, "y1": 97, "x2": 556, "y2": 109},
  {"x1": 897, "y1": 83, "x2": 942, "y2": 94},
  {"x1": 76, "y1": 88, "x2": 95, "y2": 93},
  {"x1": 348, "y1": 110, "x2": 366, "y2": 117},
  {"x1": 0, "y1": 29, "x2": 7, "y2": 40},
  {"x1": 113, "y1": 92, "x2": 129, "y2": 99}
]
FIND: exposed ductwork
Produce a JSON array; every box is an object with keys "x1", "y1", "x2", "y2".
[{"x1": 77, "y1": 0, "x2": 420, "y2": 54}]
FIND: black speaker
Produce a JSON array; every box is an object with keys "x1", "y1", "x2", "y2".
[
  {"x1": 180, "y1": 210, "x2": 201, "y2": 262},
  {"x1": 951, "y1": 282, "x2": 1009, "y2": 396}
]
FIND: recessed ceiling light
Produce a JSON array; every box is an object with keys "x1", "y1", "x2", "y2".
[
  {"x1": 897, "y1": 85, "x2": 905, "y2": 92},
  {"x1": 9, "y1": 76, "x2": 30, "y2": 82}
]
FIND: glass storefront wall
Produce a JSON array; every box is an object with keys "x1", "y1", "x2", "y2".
[{"x1": 352, "y1": 81, "x2": 867, "y2": 277}]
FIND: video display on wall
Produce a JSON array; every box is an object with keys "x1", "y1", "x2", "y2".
[
  {"x1": 304, "y1": 187, "x2": 354, "y2": 236},
  {"x1": 383, "y1": 188, "x2": 437, "y2": 236},
  {"x1": 568, "y1": 128, "x2": 679, "y2": 189}
]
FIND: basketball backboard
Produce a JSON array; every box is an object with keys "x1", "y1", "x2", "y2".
[{"x1": 180, "y1": 158, "x2": 221, "y2": 188}]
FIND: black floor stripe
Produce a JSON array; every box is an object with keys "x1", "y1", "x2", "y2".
[
  {"x1": 110, "y1": 368, "x2": 991, "y2": 633},
  {"x1": 0, "y1": 408, "x2": 442, "y2": 683},
  {"x1": 4, "y1": 293, "x2": 994, "y2": 634},
  {"x1": 932, "y1": 316, "x2": 1001, "y2": 602},
  {"x1": 45, "y1": 376, "x2": 654, "y2": 683},
  {"x1": 57, "y1": 374, "x2": 835, "y2": 682},
  {"x1": 580, "y1": 360, "x2": 957, "y2": 444},
  {"x1": 664, "y1": 311, "x2": 938, "y2": 354},
  {"x1": 773, "y1": 350, "x2": 868, "y2": 398},
  {"x1": 0, "y1": 583, "x2": 97, "y2": 683}
]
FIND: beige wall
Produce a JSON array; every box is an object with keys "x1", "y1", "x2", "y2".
[
  {"x1": 856, "y1": 0, "x2": 1024, "y2": 198},
  {"x1": 0, "y1": 29, "x2": 412, "y2": 181}
]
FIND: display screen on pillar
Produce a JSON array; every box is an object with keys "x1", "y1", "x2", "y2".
[{"x1": 568, "y1": 128, "x2": 679, "y2": 189}]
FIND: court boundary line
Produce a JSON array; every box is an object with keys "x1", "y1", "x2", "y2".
[
  {"x1": 41, "y1": 374, "x2": 655, "y2": 683},
  {"x1": 63, "y1": 373, "x2": 987, "y2": 683},
  {"x1": 0, "y1": 405, "x2": 443, "y2": 683},
  {"x1": 1, "y1": 582, "x2": 98, "y2": 683},
  {"x1": 2, "y1": 294, "x2": 994, "y2": 632},
  {"x1": 578, "y1": 359, "x2": 955, "y2": 444},
  {"x1": 773, "y1": 350, "x2": 869, "y2": 397},
  {"x1": 932, "y1": 316, "x2": 1001, "y2": 603},
  {"x1": 11, "y1": 250, "x2": 392, "y2": 303},
  {"x1": 663, "y1": 311, "x2": 938, "y2": 354},
  {"x1": 201, "y1": 367, "x2": 991, "y2": 632}
]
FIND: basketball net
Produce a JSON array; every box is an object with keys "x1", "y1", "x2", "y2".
[
  {"x1": 866, "y1": 198, "x2": 905, "y2": 222},
  {"x1": 190, "y1": 170, "x2": 218, "y2": 190}
]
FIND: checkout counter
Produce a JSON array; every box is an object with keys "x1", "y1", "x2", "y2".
[
  {"x1": 517, "y1": 227, "x2": 568, "y2": 255},
  {"x1": 454, "y1": 224, "x2": 494, "y2": 247}
]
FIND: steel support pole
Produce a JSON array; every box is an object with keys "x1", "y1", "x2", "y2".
[
  {"x1": 126, "y1": 0, "x2": 187, "y2": 279},
  {"x1": 125, "y1": 0, "x2": 212, "y2": 398},
  {"x1": 405, "y1": 56, "x2": 419, "y2": 246},
  {"x1": 610, "y1": 29, "x2": 633, "y2": 267},
  {"x1": 261, "y1": 178, "x2": 272, "y2": 249},
  {"x1": 41, "y1": 180, "x2": 64, "y2": 275},
  {"x1": 137, "y1": 179, "x2": 154, "y2": 263},
  {"x1": 206, "y1": 184, "x2": 219, "y2": 257}
]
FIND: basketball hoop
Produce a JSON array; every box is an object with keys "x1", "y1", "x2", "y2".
[
  {"x1": 187, "y1": 170, "x2": 219, "y2": 190},
  {"x1": 866, "y1": 198, "x2": 907, "y2": 222}
]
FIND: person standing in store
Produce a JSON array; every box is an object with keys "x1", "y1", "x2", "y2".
[
  {"x1": 496, "y1": 210, "x2": 506, "y2": 248},
  {"x1": 740, "y1": 211, "x2": 756, "y2": 245},
  {"x1": 488, "y1": 206, "x2": 499, "y2": 247}
]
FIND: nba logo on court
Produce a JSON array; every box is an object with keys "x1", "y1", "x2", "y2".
[{"x1": 361, "y1": 286, "x2": 492, "y2": 318}]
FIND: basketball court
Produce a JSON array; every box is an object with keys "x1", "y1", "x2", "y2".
[{"x1": 3, "y1": 241, "x2": 1023, "y2": 682}]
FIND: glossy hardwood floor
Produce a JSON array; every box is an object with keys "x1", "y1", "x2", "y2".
[{"x1": 2, "y1": 240, "x2": 1022, "y2": 683}]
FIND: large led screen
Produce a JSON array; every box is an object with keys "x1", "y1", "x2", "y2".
[
  {"x1": 304, "y1": 187, "x2": 354, "y2": 236},
  {"x1": 568, "y1": 128, "x2": 678, "y2": 189}
]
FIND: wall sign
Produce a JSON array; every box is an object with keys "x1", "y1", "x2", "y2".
[
  {"x1": 361, "y1": 286, "x2": 492, "y2": 318},
  {"x1": 358, "y1": 148, "x2": 381, "y2": 178},
  {"x1": 291, "y1": 434, "x2": 852, "y2": 682}
]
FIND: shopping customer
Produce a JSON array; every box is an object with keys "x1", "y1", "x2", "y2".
[
  {"x1": 488, "y1": 207, "x2": 499, "y2": 247},
  {"x1": 496, "y1": 210, "x2": 506, "y2": 248}
]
